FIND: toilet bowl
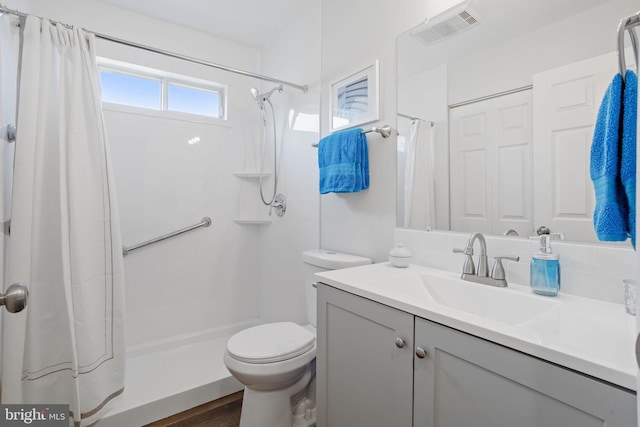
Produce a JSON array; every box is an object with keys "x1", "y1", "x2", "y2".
[
  {"x1": 224, "y1": 322, "x2": 316, "y2": 391},
  {"x1": 224, "y1": 322, "x2": 317, "y2": 427},
  {"x1": 224, "y1": 249, "x2": 372, "y2": 427}
]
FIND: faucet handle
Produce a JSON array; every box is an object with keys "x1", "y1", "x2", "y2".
[
  {"x1": 491, "y1": 256, "x2": 520, "y2": 280},
  {"x1": 453, "y1": 247, "x2": 473, "y2": 255},
  {"x1": 453, "y1": 248, "x2": 475, "y2": 274}
]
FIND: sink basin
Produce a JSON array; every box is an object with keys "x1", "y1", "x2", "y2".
[{"x1": 420, "y1": 273, "x2": 562, "y2": 326}]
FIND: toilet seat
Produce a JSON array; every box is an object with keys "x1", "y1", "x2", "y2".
[{"x1": 227, "y1": 322, "x2": 315, "y2": 364}]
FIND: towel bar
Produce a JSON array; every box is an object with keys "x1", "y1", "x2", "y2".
[
  {"x1": 312, "y1": 124, "x2": 393, "y2": 147},
  {"x1": 618, "y1": 11, "x2": 640, "y2": 82},
  {"x1": 362, "y1": 125, "x2": 393, "y2": 138}
]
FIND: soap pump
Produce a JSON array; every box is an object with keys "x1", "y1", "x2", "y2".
[{"x1": 530, "y1": 234, "x2": 561, "y2": 296}]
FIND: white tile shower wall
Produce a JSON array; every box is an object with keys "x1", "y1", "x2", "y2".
[
  {"x1": 14, "y1": 0, "x2": 266, "y2": 348},
  {"x1": 105, "y1": 110, "x2": 261, "y2": 346},
  {"x1": 395, "y1": 228, "x2": 636, "y2": 304}
]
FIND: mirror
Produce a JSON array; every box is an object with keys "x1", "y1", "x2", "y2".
[{"x1": 397, "y1": 0, "x2": 638, "y2": 243}]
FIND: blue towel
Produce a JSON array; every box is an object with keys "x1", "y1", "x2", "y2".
[
  {"x1": 318, "y1": 128, "x2": 369, "y2": 194},
  {"x1": 590, "y1": 73, "x2": 629, "y2": 242},
  {"x1": 621, "y1": 70, "x2": 637, "y2": 248}
]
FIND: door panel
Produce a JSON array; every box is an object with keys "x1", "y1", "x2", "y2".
[
  {"x1": 450, "y1": 90, "x2": 533, "y2": 236},
  {"x1": 532, "y1": 51, "x2": 617, "y2": 241}
]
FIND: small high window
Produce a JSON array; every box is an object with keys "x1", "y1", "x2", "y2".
[
  {"x1": 100, "y1": 70, "x2": 162, "y2": 110},
  {"x1": 167, "y1": 83, "x2": 221, "y2": 118},
  {"x1": 98, "y1": 60, "x2": 226, "y2": 120}
]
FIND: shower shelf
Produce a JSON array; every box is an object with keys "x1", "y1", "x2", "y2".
[
  {"x1": 233, "y1": 172, "x2": 272, "y2": 179},
  {"x1": 233, "y1": 218, "x2": 273, "y2": 225}
]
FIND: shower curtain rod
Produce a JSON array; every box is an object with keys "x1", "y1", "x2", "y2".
[
  {"x1": 0, "y1": 4, "x2": 309, "y2": 93},
  {"x1": 398, "y1": 113, "x2": 434, "y2": 126},
  {"x1": 448, "y1": 84, "x2": 532, "y2": 109}
]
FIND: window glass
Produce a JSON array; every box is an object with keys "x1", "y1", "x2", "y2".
[
  {"x1": 98, "y1": 63, "x2": 226, "y2": 120},
  {"x1": 99, "y1": 70, "x2": 162, "y2": 110},
  {"x1": 167, "y1": 83, "x2": 221, "y2": 118}
]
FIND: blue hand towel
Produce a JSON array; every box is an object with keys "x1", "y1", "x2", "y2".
[
  {"x1": 318, "y1": 128, "x2": 369, "y2": 194},
  {"x1": 590, "y1": 73, "x2": 629, "y2": 242},
  {"x1": 621, "y1": 70, "x2": 637, "y2": 248}
]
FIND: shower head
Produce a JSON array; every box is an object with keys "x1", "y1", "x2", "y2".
[
  {"x1": 250, "y1": 87, "x2": 262, "y2": 105},
  {"x1": 250, "y1": 85, "x2": 283, "y2": 108}
]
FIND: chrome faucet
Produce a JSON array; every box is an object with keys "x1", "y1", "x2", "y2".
[{"x1": 453, "y1": 232, "x2": 519, "y2": 287}]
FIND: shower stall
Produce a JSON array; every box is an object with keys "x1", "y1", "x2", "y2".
[{"x1": 0, "y1": 1, "x2": 320, "y2": 425}]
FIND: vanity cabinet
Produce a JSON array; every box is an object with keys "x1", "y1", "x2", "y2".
[
  {"x1": 413, "y1": 317, "x2": 635, "y2": 427},
  {"x1": 317, "y1": 283, "x2": 636, "y2": 427},
  {"x1": 316, "y1": 283, "x2": 414, "y2": 427}
]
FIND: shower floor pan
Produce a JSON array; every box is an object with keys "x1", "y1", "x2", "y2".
[{"x1": 95, "y1": 320, "x2": 259, "y2": 427}]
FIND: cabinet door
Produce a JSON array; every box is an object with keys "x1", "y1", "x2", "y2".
[
  {"x1": 316, "y1": 284, "x2": 414, "y2": 427},
  {"x1": 413, "y1": 317, "x2": 636, "y2": 427}
]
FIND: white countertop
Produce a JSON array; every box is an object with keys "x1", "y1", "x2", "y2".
[{"x1": 315, "y1": 262, "x2": 638, "y2": 391}]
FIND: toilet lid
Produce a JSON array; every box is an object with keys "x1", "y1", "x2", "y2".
[{"x1": 227, "y1": 322, "x2": 315, "y2": 364}]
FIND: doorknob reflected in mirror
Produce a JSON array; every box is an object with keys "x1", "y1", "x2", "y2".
[{"x1": 1, "y1": 282, "x2": 28, "y2": 313}]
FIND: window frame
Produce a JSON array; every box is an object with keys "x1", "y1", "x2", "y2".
[{"x1": 97, "y1": 58, "x2": 227, "y2": 123}]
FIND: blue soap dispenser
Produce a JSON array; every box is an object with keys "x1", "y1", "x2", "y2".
[{"x1": 530, "y1": 234, "x2": 560, "y2": 296}]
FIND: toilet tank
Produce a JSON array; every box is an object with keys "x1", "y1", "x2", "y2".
[{"x1": 302, "y1": 249, "x2": 372, "y2": 326}]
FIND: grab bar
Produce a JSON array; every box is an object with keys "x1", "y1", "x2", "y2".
[{"x1": 122, "y1": 217, "x2": 211, "y2": 256}]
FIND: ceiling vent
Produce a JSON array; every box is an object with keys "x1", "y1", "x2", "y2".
[{"x1": 410, "y1": 3, "x2": 480, "y2": 45}]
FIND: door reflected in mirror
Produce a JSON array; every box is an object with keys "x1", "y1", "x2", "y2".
[{"x1": 397, "y1": 0, "x2": 638, "y2": 244}]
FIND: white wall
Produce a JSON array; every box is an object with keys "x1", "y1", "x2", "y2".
[
  {"x1": 319, "y1": 0, "x2": 457, "y2": 262},
  {"x1": 257, "y1": 5, "x2": 321, "y2": 324},
  {"x1": 320, "y1": 1, "x2": 400, "y2": 262}
]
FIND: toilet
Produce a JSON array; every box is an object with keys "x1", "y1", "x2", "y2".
[{"x1": 223, "y1": 249, "x2": 372, "y2": 427}]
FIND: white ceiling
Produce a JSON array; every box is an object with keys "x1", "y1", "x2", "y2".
[{"x1": 96, "y1": 0, "x2": 310, "y2": 48}]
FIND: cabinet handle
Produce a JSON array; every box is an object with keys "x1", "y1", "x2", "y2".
[
  {"x1": 395, "y1": 337, "x2": 406, "y2": 348},
  {"x1": 415, "y1": 347, "x2": 427, "y2": 359}
]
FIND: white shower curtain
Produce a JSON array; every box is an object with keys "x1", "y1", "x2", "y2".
[
  {"x1": 403, "y1": 120, "x2": 436, "y2": 229},
  {"x1": 5, "y1": 16, "x2": 125, "y2": 426}
]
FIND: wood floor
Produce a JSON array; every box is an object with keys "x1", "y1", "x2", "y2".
[{"x1": 145, "y1": 391, "x2": 243, "y2": 427}]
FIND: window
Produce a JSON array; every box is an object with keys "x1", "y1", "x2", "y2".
[
  {"x1": 100, "y1": 70, "x2": 162, "y2": 110},
  {"x1": 98, "y1": 60, "x2": 226, "y2": 120},
  {"x1": 167, "y1": 83, "x2": 220, "y2": 118}
]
